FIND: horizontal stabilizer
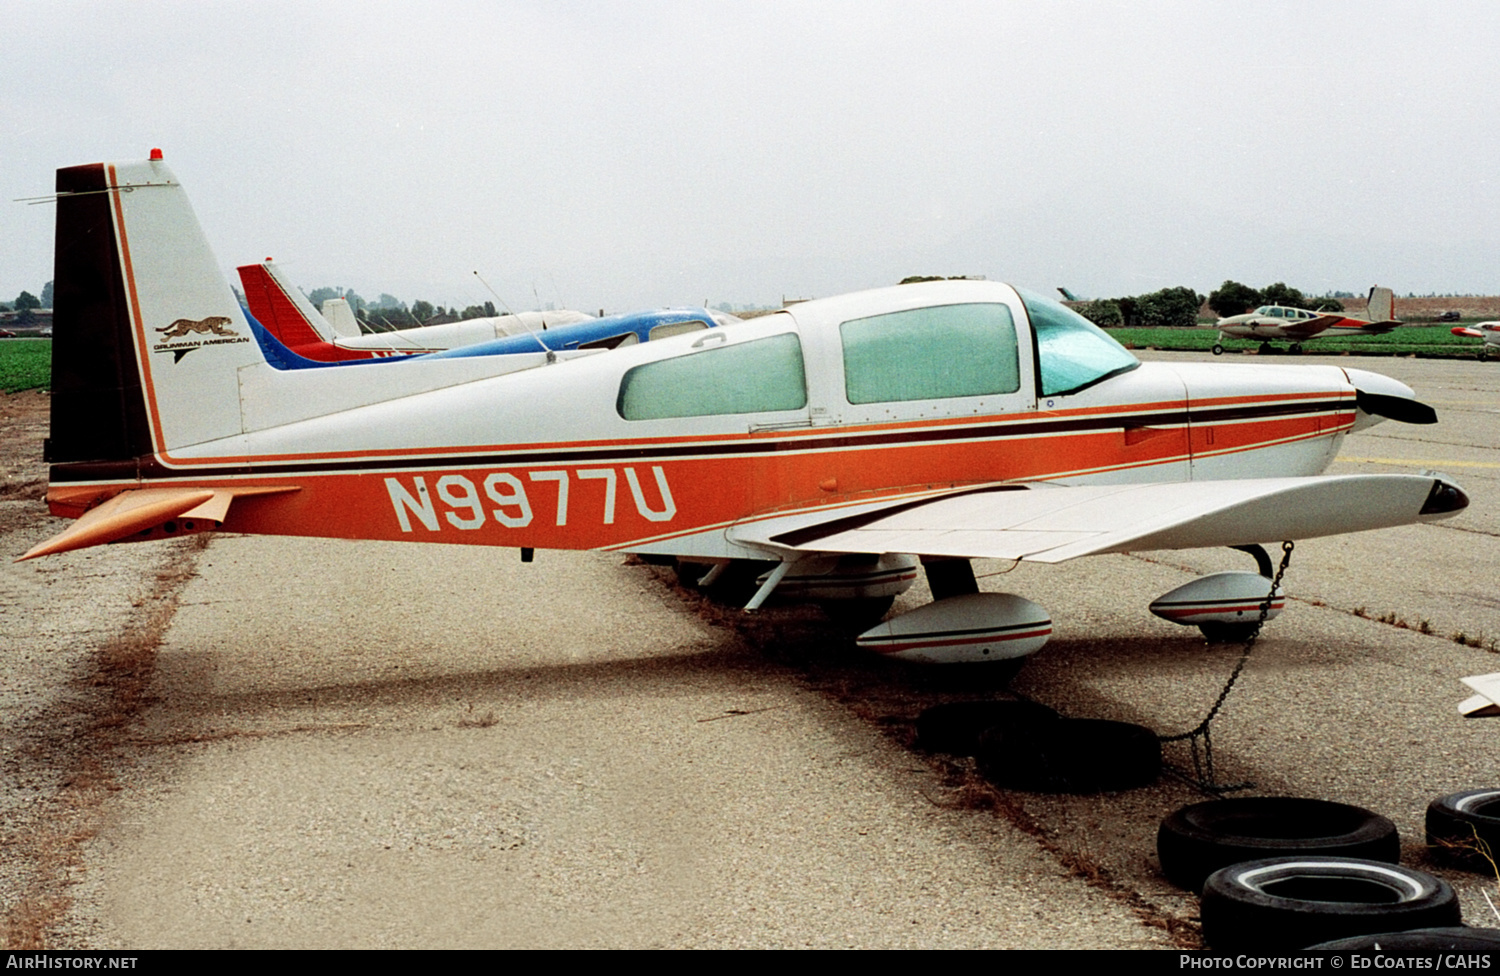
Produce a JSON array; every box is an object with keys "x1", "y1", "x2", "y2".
[
  {"x1": 20, "y1": 486, "x2": 298, "y2": 560},
  {"x1": 1460, "y1": 673, "x2": 1500, "y2": 718},
  {"x1": 730, "y1": 474, "x2": 1467, "y2": 564}
]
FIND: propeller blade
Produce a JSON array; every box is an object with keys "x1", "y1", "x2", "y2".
[{"x1": 1355, "y1": 389, "x2": 1437, "y2": 425}]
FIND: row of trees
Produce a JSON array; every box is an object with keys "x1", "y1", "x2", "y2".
[
  {"x1": 3, "y1": 281, "x2": 52, "y2": 313},
  {"x1": 1070, "y1": 280, "x2": 1350, "y2": 328},
  {"x1": 302, "y1": 285, "x2": 499, "y2": 330},
  {"x1": 1071, "y1": 286, "x2": 1205, "y2": 329},
  {"x1": 1204, "y1": 281, "x2": 1345, "y2": 318}
]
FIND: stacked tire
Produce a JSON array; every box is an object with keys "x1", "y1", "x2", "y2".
[
  {"x1": 1157, "y1": 797, "x2": 1400, "y2": 893},
  {"x1": 1199, "y1": 856, "x2": 1461, "y2": 952},
  {"x1": 1426, "y1": 789, "x2": 1500, "y2": 869},
  {"x1": 1158, "y1": 796, "x2": 1471, "y2": 950}
]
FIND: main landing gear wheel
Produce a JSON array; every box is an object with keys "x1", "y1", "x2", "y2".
[
  {"x1": 1426, "y1": 789, "x2": 1500, "y2": 869},
  {"x1": 975, "y1": 718, "x2": 1160, "y2": 794},
  {"x1": 817, "y1": 595, "x2": 895, "y2": 630},
  {"x1": 1157, "y1": 796, "x2": 1400, "y2": 893},
  {"x1": 1211, "y1": 343, "x2": 1224, "y2": 356},
  {"x1": 1289, "y1": 342, "x2": 1303, "y2": 354},
  {"x1": 1258, "y1": 341, "x2": 1274, "y2": 355},
  {"x1": 1200, "y1": 856, "x2": 1461, "y2": 952},
  {"x1": 915, "y1": 700, "x2": 1060, "y2": 756}
]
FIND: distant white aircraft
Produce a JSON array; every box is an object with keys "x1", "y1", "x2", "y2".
[
  {"x1": 238, "y1": 260, "x2": 594, "y2": 360},
  {"x1": 1208, "y1": 287, "x2": 1401, "y2": 355},
  {"x1": 1451, "y1": 321, "x2": 1500, "y2": 361}
]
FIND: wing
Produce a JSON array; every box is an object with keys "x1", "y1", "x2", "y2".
[
  {"x1": 727, "y1": 475, "x2": 1466, "y2": 563},
  {"x1": 1339, "y1": 320, "x2": 1402, "y2": 335},
  {"x1": 1282, "y1": 314, "x2": 1346, "y2": 338}
]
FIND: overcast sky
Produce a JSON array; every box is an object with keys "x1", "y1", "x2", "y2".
[{"x1": 5, "y1": 1, "x2": 1498, "y2": 312}]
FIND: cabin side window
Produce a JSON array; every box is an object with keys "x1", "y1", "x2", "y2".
[
  {"x1": 839, "y1": 303, "x2": 1020, "y2": 404},
  {"x1": 617, "y1": 333, "x2": 807, "y2": 420}
]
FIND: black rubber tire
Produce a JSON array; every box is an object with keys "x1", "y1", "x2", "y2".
[
  {"x1": 915, "y1": 700, "x2": 1060, "y2": 756},
  {"x1": 1309, "y1": 927, "x2": 1500, "y2": 950},
  {"x1": 975, "y1": 718, "x2": 1160, "y2": 794},
  {"x1": 1158, "y1": 797, "x2": 1400, "y2": 893},
  {"x1": 818, "y1": 595, "x2": 896, "y2": 630},
  {"x1": 1200, "y1": 856, "x2": 1461, "y2": 952},
  {"x1": 1211, "y1": 343, "x2": 1224, "y2": 356},
  {"x1": 1426, "y1": 789, "x2": 1500, "y2": 869}
]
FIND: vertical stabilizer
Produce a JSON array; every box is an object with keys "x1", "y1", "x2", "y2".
[
  {"x1": 51, "y1": 154, "x2": 264, "y2": 464},
  {"x1": 1368, "y1": 286, "x2": 1396, "y2": 322},
  {"x1": 237, "y1": 261, "x2": 338, "y2": 346},
  {"x1": 320, "y1": 297, "x2": 363, "y2": 337}
]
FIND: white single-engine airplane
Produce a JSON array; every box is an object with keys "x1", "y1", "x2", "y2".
[
  {"x1": 1208, "y1": 287, "x2": 1402, "y2": 355},
  {"x1": 1452, "y1": 321, "x2": 1500, "y2": 361},
  {"x1": 24, "y1": 152, "x2": 1470, "y2": 666}
]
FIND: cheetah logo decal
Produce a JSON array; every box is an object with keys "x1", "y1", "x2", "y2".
[
  {"x1": 157, "y1": 316, "x2": 238, "y2": 339},
  {"x1": 152, "y1": 315, "x2": 250, "y2": 362}
]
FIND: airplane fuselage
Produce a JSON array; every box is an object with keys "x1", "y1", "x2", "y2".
[
  {"x1": 49, "y1": 279, "x2": 1375, "y2": 562},
  {"x1": 35, "y1": 157, "x2": 1453, "y2": 576}
]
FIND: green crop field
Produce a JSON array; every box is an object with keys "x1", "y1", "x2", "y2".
[
  {"x1": 1107, "y1": 325, "x2": 1481, "y2": 358},
  {"x1": 0, "y1": 339, "x2": 51, "y2": 393}
]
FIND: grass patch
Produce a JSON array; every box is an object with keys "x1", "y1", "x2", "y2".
[
  {"x1": 0, "y1": 339, "x2": 50, "y2": 393},
  {"x1": 1108, "y1": 325, "x2": 1480, "y2": 358}
]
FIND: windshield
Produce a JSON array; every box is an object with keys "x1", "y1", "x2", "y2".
[{"x1": 1015, "y1": 286, "x2": 1139, "y2": 397}]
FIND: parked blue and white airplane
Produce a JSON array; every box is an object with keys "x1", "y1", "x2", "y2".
[{"x1": 245, "y1": 302, "x2": 739, "y2": 371}]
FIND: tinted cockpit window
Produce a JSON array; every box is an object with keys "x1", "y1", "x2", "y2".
[
  {"x1": 617, "y1": 333, "x2": 807, "y2": 420},
  {"x1": 1016, "y1": 287, "x2": 1139, "y2": 397},
  {"x1": 840, "y1": 303, "x2": 1019, "y2": 404}
]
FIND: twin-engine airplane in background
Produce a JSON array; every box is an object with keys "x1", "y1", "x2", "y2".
[
  {"x1": 1451, "y1": 321, "x2": 1500, "y2": 361},
  {"x1": 1208, "y1": 286, "x2": 1402, "y2": 355},
  {"x1": 238, "y1": 260, "x2": 595, "y2": 362},
  {"x1": 25, "y1": 152, "x2": 1469, "y2": 666}
]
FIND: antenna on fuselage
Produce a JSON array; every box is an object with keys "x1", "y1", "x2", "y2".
[{"x1": 475, "y1": 270, "x2": 554, "y2": 363}]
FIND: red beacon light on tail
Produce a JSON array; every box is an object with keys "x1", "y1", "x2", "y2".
[{"x1": 149, "y1": 148, "x2": 163, "y2": 160}]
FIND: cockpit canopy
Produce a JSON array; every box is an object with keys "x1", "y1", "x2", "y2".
[
  {"x1": 1014, "y1": 287, "x2": 1139, "y2": 396},
  {"x1": 1254, "y1": 305, "x2": 1319, "y2": 320}
]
